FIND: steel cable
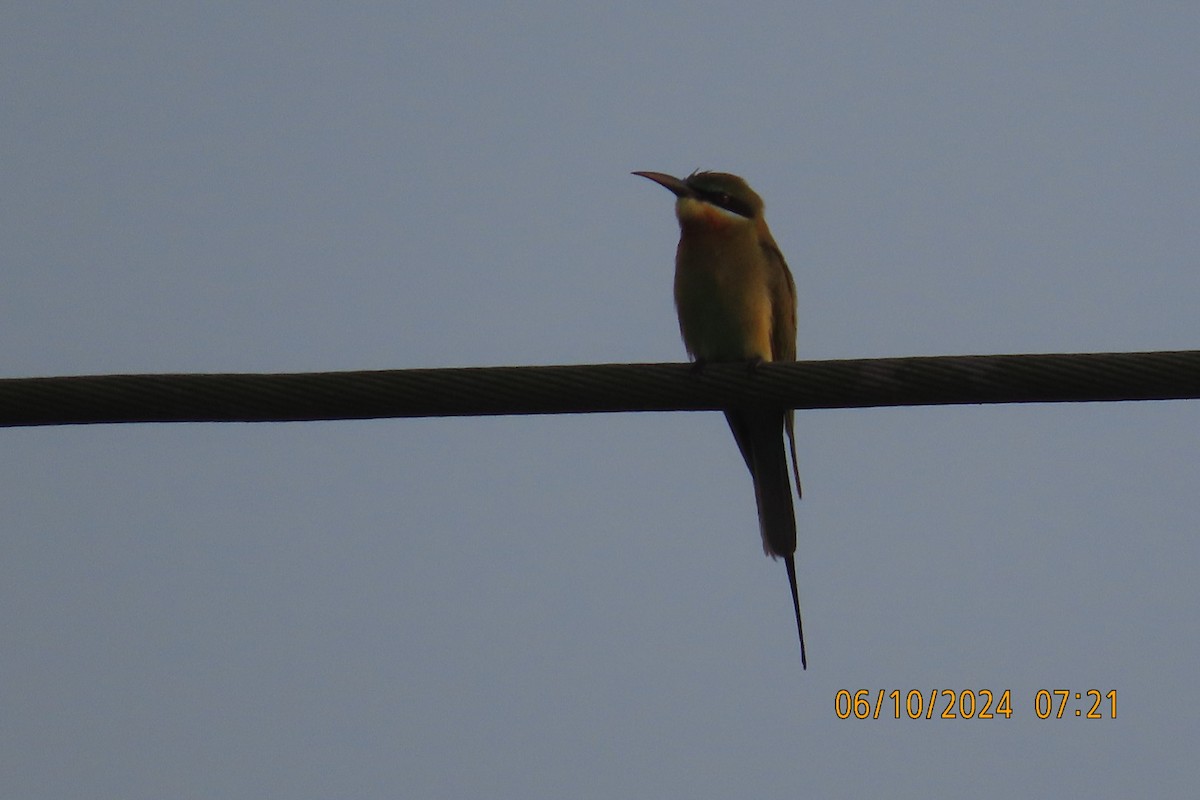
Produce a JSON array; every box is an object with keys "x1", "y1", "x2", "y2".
[{"x1": 1, "y1": 350, "x2": 1198, "y2": 428}]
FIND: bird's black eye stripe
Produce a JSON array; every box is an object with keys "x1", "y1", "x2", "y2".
[{"x1": 695, "y1": 188, "x2": 754, "y2": 219}]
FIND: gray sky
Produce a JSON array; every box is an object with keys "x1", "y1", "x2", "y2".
[{"x1": 3, "y1": 4, "x2": 1198, "y2": 797}]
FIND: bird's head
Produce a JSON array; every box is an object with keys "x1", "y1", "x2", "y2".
[{"x1": 633, "y1": 170, "x2": 764, "y2": 232}]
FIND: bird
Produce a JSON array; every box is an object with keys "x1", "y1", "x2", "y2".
[{"x1": 633, "y1": 169, "x2": 807, "y2": 668}]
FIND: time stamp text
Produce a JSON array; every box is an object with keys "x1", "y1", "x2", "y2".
[{"x1": 834, "y1": 689, "x2": 1117, "y2": 720}]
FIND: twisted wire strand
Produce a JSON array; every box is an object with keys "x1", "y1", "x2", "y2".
[{"x1": 1, "y1": 350, "x2": 1198, "y2": 428}]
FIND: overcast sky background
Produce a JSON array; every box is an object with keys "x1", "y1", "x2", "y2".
[{"x1": 3, "y1": 4, "x2": 1199, "y2": 797}]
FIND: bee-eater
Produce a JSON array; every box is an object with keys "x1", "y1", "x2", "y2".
[{"x1": 634, "y1": 170, "x2": 807, "y2": 668}]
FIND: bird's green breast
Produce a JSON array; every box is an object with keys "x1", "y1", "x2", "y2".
[{"x1": 673, "y1": 227, "x2": 775, "y2": 362}]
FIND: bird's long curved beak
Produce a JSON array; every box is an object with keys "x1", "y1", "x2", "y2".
[{"x1": 632, "y1": 171, "x2": 693, "y2": 198}]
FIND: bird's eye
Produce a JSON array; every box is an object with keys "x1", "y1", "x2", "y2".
[{"x1": 697, "y1": 188, "x2": 752, "y2": 218}]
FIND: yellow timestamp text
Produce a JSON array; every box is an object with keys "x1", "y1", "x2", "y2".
[
  {"x1": 1033, "y1": 689, "x2": 1117, "y2": 719},
  {"x1": 834, "y1": 689, "x2": 1118, "y2": 720}
]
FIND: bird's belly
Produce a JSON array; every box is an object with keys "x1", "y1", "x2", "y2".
[{"x1": 674, "y1": 266, "x2": 773, "y2": 362}]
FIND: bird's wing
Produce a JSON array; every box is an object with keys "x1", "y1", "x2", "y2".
[
  {"x1": 761, "y1": 237, "x2": 802, "y2": 498},
  {"x1": 760, "y1": 238, "x2": 797, "y2": 364}
]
